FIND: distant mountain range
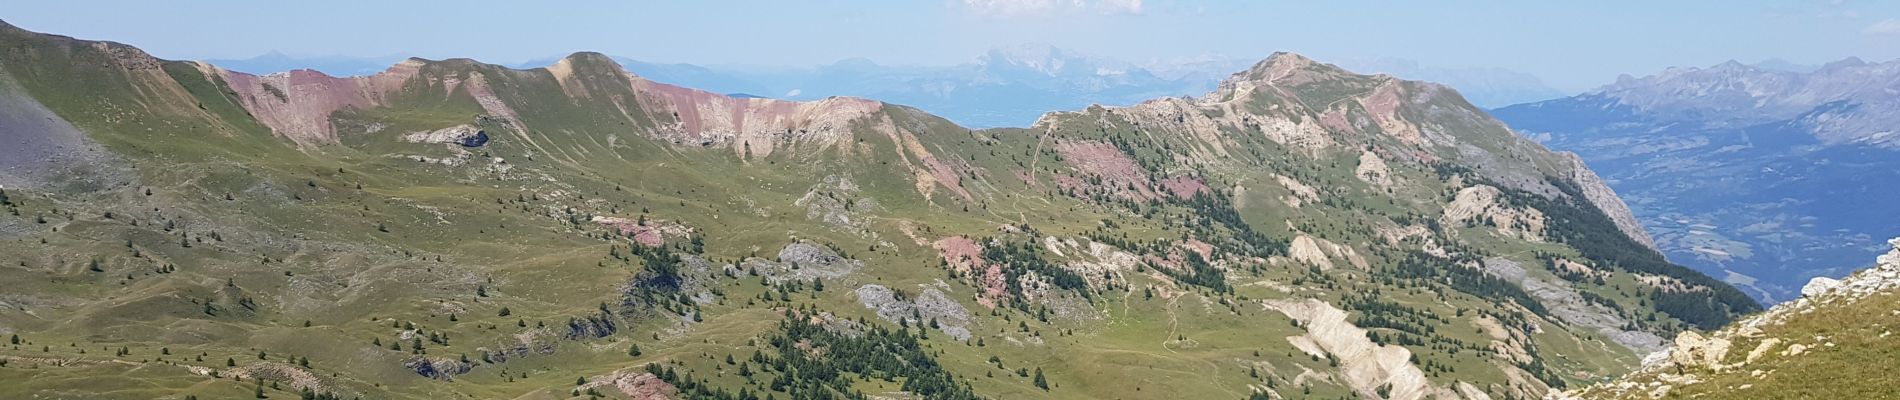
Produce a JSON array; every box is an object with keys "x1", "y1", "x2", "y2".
[
  {"x1": 1494, "y1": 58, "x2": 1900, "y2": 303},
  {"x1": 204, "y1": 51, "x2": 406, "y2": 77},
  {"x1": 1329, "y1": 57, "x2": 1569, "y2": 108},
  {"x1": 208, "y1": 46, "x2": 1568, "y2": 128}
]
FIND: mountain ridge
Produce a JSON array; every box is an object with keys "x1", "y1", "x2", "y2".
[{"x1": 0, "y1": 20, "x2": 1757, "y2": 400}]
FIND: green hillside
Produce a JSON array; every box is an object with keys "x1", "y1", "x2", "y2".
[
  {"x1": 0, "y1": 21, "x2": 1756, "y2": 400},
  {"x1": 1558, "y1": 240, "x2": 1900, "y2": 399}
]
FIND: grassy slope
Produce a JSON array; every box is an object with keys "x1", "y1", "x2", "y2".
[{"x1": 0, "y1": 25, "x2": 1752, "y2": 400}]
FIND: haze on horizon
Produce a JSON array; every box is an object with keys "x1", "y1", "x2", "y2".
[{"x1": 9, "y1": 0, "x2": 1900, "y2": 93}]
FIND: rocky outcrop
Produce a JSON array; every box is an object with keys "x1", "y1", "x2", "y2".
[
  {"x1": 402, "y1": 124, "x2": 488, "y2": 147},
  {"x1": 855, "y1": 284, "x2": 974, "y2": 341},
  {"x1": 402, "y1": 356, "x2": 473, "y2": 380},
  {"x1": 1443, "y1": 185, "x2": 1547, "y2": 242},
  {"x1": 579, "y1": 369, "x2": 678, "y2": 400},
  {"x1": 224, "y1": 362, "x2": 333, "y2": 394},
  {"x1": 477, "y1": 328, "x2": 558, "y2": 364},
  {"x1": 593, "y1": 216, "x2": 693, "y2": 247},
  {"x1": 1800, "y1": 276, "x2": 1841, "y2": 298},
  {"x1": 1041, "y1": 236, "x2": 1140, "y2": 287},
  {"x1": 1287, "y1": 235, "x2": 1368, "y2": 270},
  {"x1": 1664, "y1": 331, "x2": 1731, "y2": 370},
  {"x1": 1355, "y1": 150, "x2": 1394, "y2": 186},
  {"x1": 1263, "y1": 298, "x2": 1458, "y2": 400},
  {"x1": 563, "y1": 313, "x2": 619, "y2": 340},
  {"x1": 741, "y1": 241, "x2": 864, "y2": 284},
  {"x1": 794, "y1": 175, "x2": 878, "y2": 235}
]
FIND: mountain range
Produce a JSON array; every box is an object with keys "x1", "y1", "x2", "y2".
[
  {"x1": 211, "y1": 45, "x2": 1569, "y2": 129},
  {"x1": 204, "y1": 51, "x2": 406, "y2": 78},
  {"x1": 0, "y1": 20, "x2": 1755, "y2": 400},
  {"x1": 1494, "y1": 58, "x2": 1900, "y2": 303}
]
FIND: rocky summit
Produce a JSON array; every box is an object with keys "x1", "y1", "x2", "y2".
[{"x1": 0, "y1": 21, "x2": 1762, "y2": 400}]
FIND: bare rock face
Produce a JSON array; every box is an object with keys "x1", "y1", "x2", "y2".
[{"x1": 1262, "y1": 298, "x2": 1456, "y2": 400}]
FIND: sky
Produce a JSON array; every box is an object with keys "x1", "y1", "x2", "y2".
[{"x1": 9, "y1": 0, "x2": 1900, "y2": 92}]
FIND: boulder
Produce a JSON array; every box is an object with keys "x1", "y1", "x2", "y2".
[
  {"x1": 1668, "y1": 331, "x2": 1731, "y2": 369},
  {"x1": 1801, "y1": 277, "x2": 1842, "y2": 298}
]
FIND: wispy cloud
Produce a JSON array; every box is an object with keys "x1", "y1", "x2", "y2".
[
  {"x1": 1865, "y1": 18, "x2": 1900, "y2": 36},
  {"x1": 958, "y1": 0, "x2": 1143, "y2": 18}
]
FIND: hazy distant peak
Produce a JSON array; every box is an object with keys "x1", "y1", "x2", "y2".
[
  {"x1": 1753, "y1": 58, "x2": 1819, "y2": 73},
  {"x1": 203, "y1": 51, "x2": 407, "y2": 77},
  {"x1": 979, "y1": 43, "x2": 1092, "y2": 76},
  {"x1": 1820, "y1": 56, "x2": 1868, "y2": 71},
  {"x1": 1712, "y1": 59, "x2": 1750, "y2": 70}
]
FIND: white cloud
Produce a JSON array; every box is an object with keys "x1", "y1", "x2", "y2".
[
  {"x1": 1100, "y1": 0, "x2": 1144, "y2": 14},
  {"x1": 958, "y1": 0, "x2": 1143, "y2": 18},
  {"x1": 1865, "y1": 18, "x2": 1900, "y2": 36}
]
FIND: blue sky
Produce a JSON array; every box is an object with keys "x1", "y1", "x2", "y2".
[{"x1": 8, "y1": 0, "x2": 1900, "y2": 91}]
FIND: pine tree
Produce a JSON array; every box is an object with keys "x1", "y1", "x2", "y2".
[{"x1": 1033, "y1": 367, "x2": 1049, "y2": 390}]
